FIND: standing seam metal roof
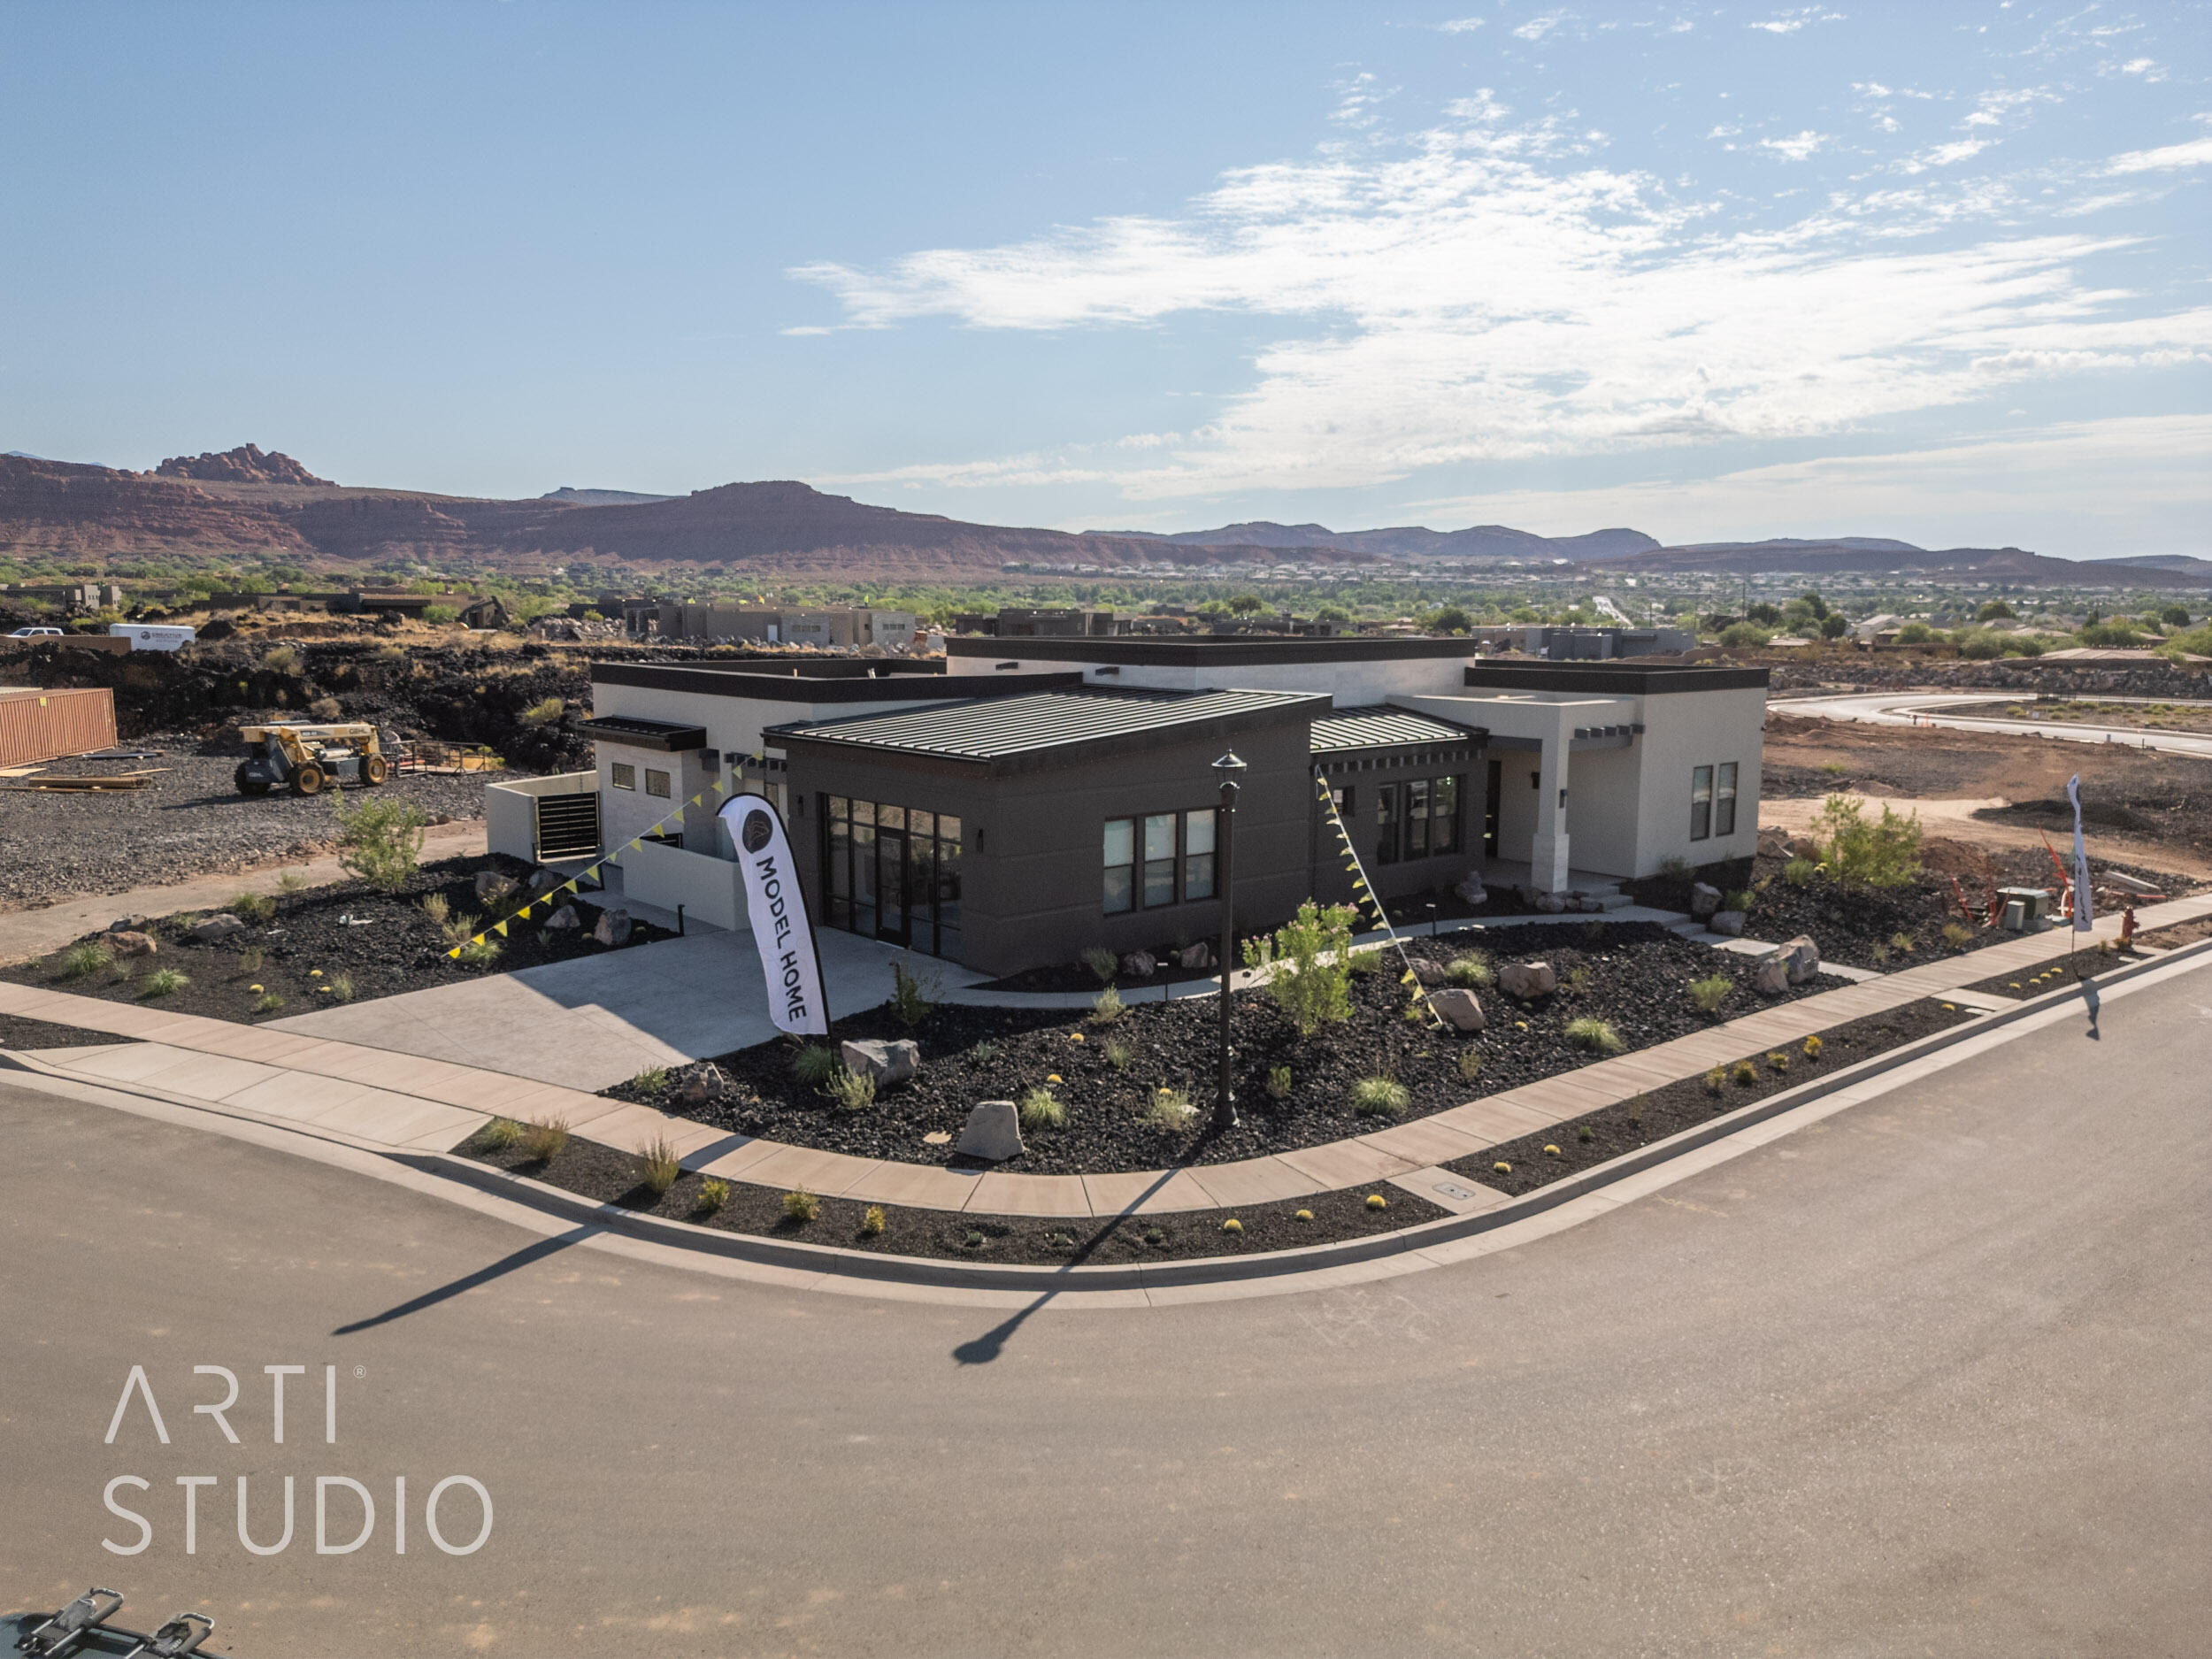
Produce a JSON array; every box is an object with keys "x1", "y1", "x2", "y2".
[
  {"x1": 769, "y1": 687, "x2": 1324, "y2": 760},
  {"x1": 1309, "y1": 705, "x2": 1484, "y2": 755}
]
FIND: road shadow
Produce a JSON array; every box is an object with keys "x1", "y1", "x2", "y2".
[{"x1": 331, "y1": 1222, "x2": 603, "y2": 1335}]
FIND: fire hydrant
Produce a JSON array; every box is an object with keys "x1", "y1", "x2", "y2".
[{"x1": 2119, "y1": 902, "x2": 2138, "y2": 951}]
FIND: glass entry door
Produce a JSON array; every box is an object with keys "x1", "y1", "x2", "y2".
[{"x1": 875, "y1": 829, "x2": 909, "y2": 945}]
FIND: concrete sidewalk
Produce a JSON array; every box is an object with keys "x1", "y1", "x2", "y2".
[{"x1": 8, "y1": 890, "x2": 2207, "y2": 1224}]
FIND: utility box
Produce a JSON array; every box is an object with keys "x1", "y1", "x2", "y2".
[{"x1": 1997, "y1": 887, "x2": 2055, "y2": 933}]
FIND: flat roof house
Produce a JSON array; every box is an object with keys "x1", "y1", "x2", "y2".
[{"x1": 490, "y1": 637, "x2": 1767, "y2": 977}]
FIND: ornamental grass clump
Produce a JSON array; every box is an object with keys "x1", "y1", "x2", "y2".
[
  {"x1": 521, "y1": 1117, "x2": 570, "y2": 1163},
  {"x1": 1688, "y1": 973, "x2": 1732, "y2": 1015},
  {"x1": 1089, "y1": 984, "x2": 1125, "y2": 1025},
  {"x1": 1265, "y1": 1065, "x2": 1293, "y2": 1100},
  {"x1": 455, "y1": 936, "x2": 502, "y2": 967},
  {"x1": 327, "y1": 971, "x2": 356, "y2": 1003},
  {"x1": 419, "y1": 892, "x2": 451, "y2": 926},
  {"x1": 1349, "y1": 1076, "x2": 1409, "y2": 1118},
  {"x1": 481, "y1": 1117, "x2": 525, "y2": 1150},
  {"x1": 1101, "y1": 1035, "x2": 1133, "y2": 1071},
  {"x1": 1802, "y1": 1034, "x2": 1823, "y2": 1060},
  {"x1": 637, "y1": 1135, "x2": 681, "y2": 1196},
  {"x1": 1941, "y1": 922, "x2": 1973, "y2": 949},
  {"x1": 632, "y1": 1065, "x2": 669, "y2": 1097},
  {"x1": 1766, "y1": 1050, "x2": 1790, "y2": 1074},
  {"x1": 792, "y1": 1043, "x2": 841, "y2": 1085},
  {"x1": 1704, "y1": 1065, "x2": 1727, "y2": 1094},
  {"x1": 55, "y1": 941, "x2": 111, "y2": 981},
  {"x1": 1241, "y1": 900, "x2": 1359, "y2": 1035},
  {"x1": 252, "y1": 993, "x2": 284, "y2": 1014},
  {"x1": 889, "y1": 956, "x2": 937, "y2": 1030},
  {"x1": 1564, "y1": 1017, "x2": 1624, "y2": 1056},
  {"x1": 140, "y1": 968, "x2": 189, "y2": 999},
  {"x1": 1563, "y1": 964, "x2": 1595, "y2": 996},
  {"x1": 1080, "y1": 946, "x2": 1118, "y2": 986},
  {"x1": 1143, "y1": 1087, "x2": 1194, "y2": 1133},
  {"x1": 1019, "y1": 1085, "x2": 1066, "y2": 1131},
  {"x1": 824, "y1": 1065, "x2": 878, "y2": 1113},
  {"x1": 1457, "y1": 1048, "x2": 1484, "y2": 1082},
  {"x1": 1446, "y1": 952, "x2": 1494, "y2": 989},
  {"x1": 230, "y1": 891, "x2": 275, "y2": 923}
]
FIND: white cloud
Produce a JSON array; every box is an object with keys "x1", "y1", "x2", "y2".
[
  {"x1": 2108, "y1": 134, "x2": 2212, "y2": 173},
  {"x1": 2117, "y1": 57, "x2": 2163, "y2": 80},
  {"x1": 791, "y1": 108, "x2": 2212, "y2": 501},
  {"x1": 1436, "y1": 15, "x2": 1486, "y2": 32},
  {"x1": 1900, "y1": 137, "x2": 1991, "y2": 173},
  {"x1": 1331, "y1": 73, "x2": 1396, "y2": 130},
  {"x1": 1748, "y1": 8, "x2": 1842, "y2": 35},
  {"x1": 1511, "y1": 12, "x2": 1566, "y2": 42},
  {"x1": 1761, "y1": 130, "x2": 1827, "y2": 161}
]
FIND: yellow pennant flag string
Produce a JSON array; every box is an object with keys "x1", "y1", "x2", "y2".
[{"x1": 1314, "y1": 770, "x2": 1444, "y2": 1029}]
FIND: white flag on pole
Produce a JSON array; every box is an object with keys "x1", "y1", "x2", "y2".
[
  {"x1": 718, "y1": 794, "x2": 828, "y2": 1036},
  {"x1": 2065, "y1": 774, "x2": 2093, "y2": 933}
]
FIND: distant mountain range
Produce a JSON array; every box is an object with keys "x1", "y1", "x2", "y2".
[{"x1": 1, "y1": 446, "x2": 2201, "y2": 587}]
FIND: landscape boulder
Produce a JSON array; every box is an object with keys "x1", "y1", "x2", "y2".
[
  {"x1": 1499, "y1": 960, "x2": 1557, "y2": 999},
  {"x1": 677, "y1": 1064, "x2": 726, "y2": 1107},
  {"x1": 592, "y1": 907, "x2": 633, "y2": 948},
  {"x1": 1785, "y1": 836, "x2": 1822, "y2": 861},
  {"x1": 1778, "y1": 934, "x2": 1820, "y2": 983},
  {"x1": 1534, "y1": 891, "x2": 1568, "y2": 915},
  {"x1": 1119, "y1": 950, "x2": 1156, "y2": 979},
  {"x1": 1752, "y1": 954, "x2": 1792, "y2": 996},
  {"x1": 1179, "y1": 941, "x2": 1211, "y2": 972},
  {"x1": 1454, "y1": 873, "x2": 1488, "y2": 906},
  {"x1": 190, "y1": 914, "x2": 248, "y2": 943},
  {"x1": 1709, "y1": 910, "x2": 1747, "y2": 938},
  {"x1": 109, "y1": 931, "x2": 157, "y2": 957},
  {"x1": 541, "y1": 903, "x2": 580, "y2": 932},
  {"x1": 1405, "y1": 956, "x2": 1446, "y2": 987},
  {"x1": 1432, "y1": 987, "x2": 1486, "y2": 1032},
  {"x1": 841, "y1": 1038, "x2": 919, "y2": 1086},
  {"x1": 954, "y1": 1100, "x2": 1024, "y2": 1162},
  {"x1": 107, "y1": 915, "x2": 150, "y2": 934},
  {"x1": 1689, "y1": 882, "x2": 1723, "y2": 918},
  {"x1": 474, "y1": 870, "x2": 520, "y2": 904}
]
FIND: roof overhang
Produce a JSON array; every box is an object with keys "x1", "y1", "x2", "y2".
[{"x1": 573, "y1": 715, "x2": 708, "y2": 751}]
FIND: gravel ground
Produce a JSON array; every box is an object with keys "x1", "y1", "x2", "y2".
[{"x1": 0, "y1": 735, "x2": 492, "y2": 907}]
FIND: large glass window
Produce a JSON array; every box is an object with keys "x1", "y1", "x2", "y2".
[
  {"x1": 1715, "y1": 762, "x2": 1739, "y2": 838},
  {"x1": 819, "y1": 795, "x2": 964, "y2": 959},
  {"x1": 1691, "y1": 765, "x2": 1714, "y2": 841},
  {"x1": 1102, "y1": 818, "x2": 1135, "y2": 914},
  {"x1": 1433, "y1": 775, "x2": 1462, "y2": 855},
  {"x1": 1105, "y1": 810, "x2": 1216, "y2": 910},
  {"x1": 1142, "y1": 813, "x2": 1177, "y2": 908},
  {"x1": 1182, "y1": 808, "x2": 1217, "y2": 901},
  {"x1": 1406, "y1": 778, "x2": 1431, "y2": 859},
  {"x1": 1376, "y1": 783, "x2": 1402, "y2": 864}
]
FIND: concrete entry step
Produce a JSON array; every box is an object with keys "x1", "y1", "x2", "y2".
[{"x1": 1586, "y1": 891, "x2": 1633, "y2": 910}]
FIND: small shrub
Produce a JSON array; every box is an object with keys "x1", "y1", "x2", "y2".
[
  {"x1": 1080, "y1": 945, "x2": 1118, "y2": 985},
  {"x1": 1578, "y1": 1125, "x2": 1594, "y2": 1143},
  {"x1": 1724, "y1": 889, "x2": 1755, "y2": 914},
  {"x1": 419, "y1": 892, "x2": 451, "y2": 926},
  {"x1": 1889, "y1": 931, "x2": 1916, "y2": 954},
  {"x1": 889, "y1": 955, "x2": 938, "y2": 1029},
  {"x1": 55, "y1": 941, "x2": 112, "y2": 980},
  {"x1": 252, "y1": 993, "x2": 285, "y2": 1013},
  {"x1": 638, "y1": 1135, "x2": 681, "y2": 1196},
  {"x1": 1563, "y1": 1017, "x2": 1624, "y2": 1055},
  {"x1": 1803, "y1": 1035, "x2": 1823, "y2": 1060},
  {"x1": 1019, "y1": 1086, "x2": 1066, "y2": 1131},
  {"x1": 1221, "y1": 1217, "x2": 1243, "y2": 1234},
  {"x1": 1365, "y1": 1193, "x2": 1387, "y2": 1211},
  {"x1": 333, "y1": 795, "x2": 430, "y2": 892},
  {"x1": 1493, "y1": 1161, "x2": 1511, "y2": 1175},
  {"x1": 1659, "y1": 854, "x2": 1694, "y2": 880},
  {"x1": 783, "y1": 1188, "x2": 820, "y2": 1224},
  {"x1": 860, "y1": 1204, "x2": 887, "y2": 1237},
  {"x1": 263, "y1": 644, "x2": 299, "y2": 672},
  {"x1": 1089, "y1": 984, "x2": 1125, "y2": 1025},
  {"x1": 1143, "y1": 1226, "x2": 1165, "y2": 1246},
  {"x1": 1563, "y1": 964, "x2": 1595, "y2": 996},
  {"x1": 824, "y1": 1066, "x2": 878, "y2": 1112},
  {"x1": 238, "y1": 945, "x2": 264, "y2": 975},
  {"x1": 971, "y1": 1038, "x2": 1000, "y2": 1064},
  {"x1": 1870, "y1": 942, "x2": 1891, "y2": 966},
  {"x1": 278, "y1": 871, "x2": 306, "y2": 892},
  {"x1": 326, "y1": 971, "x2": 356, "y2": 1003},
  {"x1": 230, "y1": 891, "x2": 275, "y2": 923},
  {"x1": 308, "y1": 696, "x2": 342, "y2": 721},
  {"x1": 964, "y1": 1229, "x2": 986, "y2": 1248},
  {"x1": 1783, "y1": 857, "x2": 1816, "y2": 887},
  {"x1": 1100, "y1": 1035, "x2": 1133, "y2": 1070},
  {"x1": 519, "y1": 695, "x2": 565, "y2": 726},
  {"x1": 1294, "y1": 1209, "x2": 1314, "y2": 1222},
  {"x1": 1241, "y1": 900, "x2": 1360, "y2": 1035},
  {"x1": 1704, "y1": 1065, "x2": 1726, "y2": 1094},
  {"x1": 1543, "y1": 1144, "x2": 1562, "y2": 1157},
  {"x1": 1813, "y1": 794, "x2": 1924, "y2": 890},
  {"x1": 1142, "y1": 1087, "x2": 1194, "y2": 1133},
  {"x1": 1348, "y1": 948, "x2": 1384, "y2": 976},
  {"x1": 521, "y1": 1117, "x2": 570, "y2": 1163},
  {"x1": 1579, "y1": 919, "x2": 1606, "y2": 946},
  {"x1": 481, "y1": 1117, "x2": 524, "y2": 1149},
  {"x1": 1766, "y1": 1050, "x2": 1790, "y2": 1073},
  {"x1": 694, "y1": 1177, "x2": 730, "y2": 1216},
  {"x1": 632, "y1": 1065, "x2": 669, "y2": 1097},
  {"x1": 1941, "y1": 922, "x2": 1972, "y2": 949},
  {"x1": 1265, "y1": 1064, "x2": 1292, "y2": 1100},
  {"x1": 441, "y1": 910, "x2": 480, "y2": 947},
  {"x1": 1688, "y1": 973, "x2": 1732, "y2": 1015},
  {"x1": 1457, "y1": 1048, "x2": 1484, "y2": 1082},
  {"x1": 1349, "y1": 1076, "x2": 1409, "y2": 1118},
  {"x1": 792, "y1": 1044, "x2": 841, "y2": 1084},
  {"x1": 1817, "y1": 760, "x2": 1848, "y2": 777},
  {"x1": 455, "y1": 936, "x2": 502, "y2": 967},
  {"x1": 1731, "y1": 1060, "x2": 1757, "y2": 1087},
  {"x1": 1446, "y1": 952, "x2": 1494, "y2": 988},
  {"x1": 140, "y1": 967, "x2": 189, "y2": 999}
]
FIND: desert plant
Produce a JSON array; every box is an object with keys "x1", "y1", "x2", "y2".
[
  {"x1": 326, "y1": 971, "x2": 356, "y2": 1003},
  {"x1": 1813, "y1": 794, "x2": 1924, "y2": 890},
  {"x1": 1100, "y1": 1035, "x2": 1133, "y2": 1070},
  {"x1": 638, "y1": 1135, "x2": 681, "y2": 1196},
  {"x1": 1783, "y1": 857, "x2": 1817, "y2": 887},
  {"x1": 1889, "y1": 932, "x2": 1916, "y2": 954},
  {"x1": 252, "y1": 993, "x2": 285, "y2": 1013},
  {"x1": 1347, "y1": 948, "x2": 1384, "y2": 976},
  {"x1": 1658, "y1": 854, "x2": 1694, "y2": 880},
  {"x1": 1688, "y1": 973, "x2": 1732, "y2": 1015},
  {"x1": 481, "y1": 1117, "x2": 525, "y2": 1150},
  {"x1": 1704, "y1": 1065, "x2": 1726, "y2": 1094},
  {"x1": 1543, "y1": 1144, "x2": 1562, "y2": 1157},
  {"x1": 1141, "y1": 1087, "x2": 1195, "y2": 1133},
  {"x1": 1222, "y1": 1217, "x2": 1243, "y2": 1234},
  {"x1": 1264, "y1": 1064, "x2": 1292, "y2": 1100},
  {"x1": 1578, "y1": 1124, "x2": 1594, "y2": 1142},
  {"x1": 1349, "y1": 1076, "x2": 1409, "y2": 1118},
  {"x1": 1365, "y1": 1193, "x2": 1387, "y2": 1210},
  {"x1": 419, "y1": 892, "x2": 451, "y2": 926},
  {"x1": 1767, "y1": 1050, "x2": 1790, "y2": 1073},
  {"x1": 695, "y1": 1177, "x2": 730, "y2": 1216},
  {"x1": 308, "y1": 696, "x2": 342, "y2": 721},
  {"x1": 1563, "y1": 1017, "x2": 1623, "y2": 1055},
  {"x1": 278, "y1": 870, "x2": 306, "y2": 892},
  {"x1": 1817, "y1": 759, "x2": 1849, "y2": 777},
  {"x1": 54, "y1": 941, "x2": 112, "y2": 980},
  {"x1": 334, "y1": 794, "x2": 430, "y2": 892},
  {"x1": 1019, "y1": 1085, "x2": 1065, "y2": 1131},
  {"x1": 1941, "y1": 922, "x2": 1973, "y2": 949},
  {"x1": 440, "y1": 909, "x2": 478, "y2": 946},
  {"x1": 889, "y1": 955, "x2": 938, "y2": 1029},
  {"x1": 1241, "y1": 899, "x2": 1358, "y2": 1035},
  {"x1": 1803, "y1": 1034, "x2": 1823, "y2": 1060},
  {"x1": 1446, "y1": 951, "x2": 1494, "y2": 988},
  {"x1": 824, "y1": 1065, "x2": 878, "y2": 1112},
  {"x1": 1080, "y1": 945, "x2": 1118, "y2": 985},
  {"x1": 1563, "y1": 964, "x2": 1595, "y2": 996},
  {"x1": 140, "y1": 968, "x2": 189, "y2": 999},
  {"x1": 455, "y1": 936, "x2": 502, "y2": 967},
  {"x1": 1724, "y1": 889, "x2": 1755, "y2": 914},
  {"x1": 230, "y1": 891, "x2": 275, "y2": 923},
  {"x1": 237, "y1": 945, "x2": 264, "y2": 975},
  {"x1": 1089, "y1": 984, "x2": 1125, "y2": 1025},
  {"x1": 632, "y1": 1065, "x2": 669, "y2": 1097},
  {"x1": 1732, "y1": 1060, "x2": 1757, "y2": 1087},
  {"x1": 1457, "y1": 1048, "x2": 1484, "y2": 1082},
  {"x1": 783, "y1": 1188, "x2": 820, "y2": 1224},
  {"x1": 521, "y1": 1117, "x2": 570, "y2": 1162},
  {"x1": 793, "y1": 1043, "x2": 841, "y2": 1084},
  {"x1": 971, "y1": 1038, "x2": 1000, "y2": 1064},
  {"x1": 860, "y1": 1204, "x2": 887, "y2": 1237},
  {"x1": 263, "y1": 644, "x2": 299, "y2": 672},
  {"x1": 519, "y1": 695, "x2": 566, "y2": 726}
]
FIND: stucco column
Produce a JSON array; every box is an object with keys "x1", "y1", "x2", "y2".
[{"x1": 1530, "y1": 729, "x2": 1571, "y2": 892}]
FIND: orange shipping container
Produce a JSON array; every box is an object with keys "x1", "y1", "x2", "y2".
[{"x1": 0, "y1": 686, "x2": 119, "y2": 768}]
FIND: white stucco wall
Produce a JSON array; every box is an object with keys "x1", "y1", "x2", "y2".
[
  {"x1": 1629, "y1": 685, "x2": 1765, "y2": 872},
  {"x1": 949, "y1": 651, "x2": 1471, "y2": 707}
]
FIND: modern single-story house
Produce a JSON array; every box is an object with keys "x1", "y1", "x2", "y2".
[{"x1": 488, "y1": 638, "x2": 1766, "y2": 975}]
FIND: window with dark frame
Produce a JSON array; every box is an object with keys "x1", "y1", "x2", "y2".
[
  {"x1": 1376, "y1": 782, "x2": 1402, "y2": 864},
  {"x1": 1103, "y1": 808, "x2": 1220, "y2": 912},
  {"x1": 610, "y1": 763, "x2": 636, "y2": 790},
  {"x1": 1715, "y1": 761, "x2": 1739, "y2": 838},
  {"x1": 644, "y1": 768, "x2": 671, "y2": 798},
  {"x1": 1691, "y1": 764, "x2": 1714, "y2": 841},
  {"x1": 821, "y1": 795, "x2": 963, "y2": 960}
]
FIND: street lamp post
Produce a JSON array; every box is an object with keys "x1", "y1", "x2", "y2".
[{"x1": 1211, "y1": 750, "x2": 1246, "y2": 1133}]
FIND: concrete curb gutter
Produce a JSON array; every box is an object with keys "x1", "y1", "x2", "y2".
[{"x1": 342, "y1": 933, "x2": 2212, "y2": 1295}]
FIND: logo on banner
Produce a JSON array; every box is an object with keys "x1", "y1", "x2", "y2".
[{"x1": 741, "y1": 809, "x2": 773, "y2": 854}]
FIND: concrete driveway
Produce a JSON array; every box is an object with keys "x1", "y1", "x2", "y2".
[
  {"x1": 1772, "y1": 689, "x2": 2212, "y2": 760},
  {"x1": 266, "y1": 926, "x2": 979, "y2": 1089}
]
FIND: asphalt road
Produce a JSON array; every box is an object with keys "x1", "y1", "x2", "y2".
[
  {"x1": 1772, "y1": 690, "x2": 2212, "y2": 761},
  {"x1": 4, "y1": 964, "x2": 2209, "y2": 1657}
]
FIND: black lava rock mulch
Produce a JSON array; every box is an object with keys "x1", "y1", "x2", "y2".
[
  {"x1": 454, "y1": 1128, "x2": 1449, "y2": 1265},
  {"x1": 0, "y1": 853, "x2": 672, "y2": 1024},
  {"x1": 1961, "y1": 946, "x2": 2151, "y2": 1000},
  {"x1": 0, "y1": 1011, "x2": 141, "y2": 1050},
  {"x1": 611, "y1": 921, "x2": 1850, "y2": 1176},
  {"x1": 1446, "y1": 997, "x2": 1978, "y2": 1197}
]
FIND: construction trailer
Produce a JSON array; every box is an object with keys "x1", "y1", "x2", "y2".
[{"x1": 0, "y1": 686, "x2": 118, "y2": 768}]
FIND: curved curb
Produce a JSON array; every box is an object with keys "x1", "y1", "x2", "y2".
[{"x1": 334, "y1": 934, "x2": 2212, "y2": 1294}]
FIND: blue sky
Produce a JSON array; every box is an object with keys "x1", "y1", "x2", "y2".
[{"x1": 4, "y1": 1, "x2": 2207, "y2": 556}]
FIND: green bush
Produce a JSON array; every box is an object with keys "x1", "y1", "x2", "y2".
[
  {"x1": 824, "y1": 1066, "x2": 877, "y2": 1112},
  {"x1": 252, "y1": 993, "x2": 285, "y2": 1014},
  {"x1": 1894, "y1": 622, "x2": 1933, "y2": 644},
  {"x1": 632, "y1": 1065, "x2": 669, "y2": 1097},
  {"x1": 1977, "y1": 599, "x2": 2016, "y2": 622},
  {"x1": 889, "y1": 955, "x2": 937, "y2": 1029},
  {"x1": 1018, "y1": 1086, "x2": 1065, "y2": 1131},
  {"x1": 1658, "y1": 854, "x2": 1693, "y2": 880},
  {"x1": 421, "y1": 604, "x2": 460, "y2": 626},
  {"x1": 638, "y1": 1135, "x2": 681, "y2": 1196},
  {"x1": 782, "y1": 1188, "x2": 820, "y2": 1224},
  {"x1": 139, "y1": 968, "x2": 189, "y2": 999},
  {"x1": 1349, "y1": 1076, "x2": 1409, "y2": 1118},
  {"x1": 860, "y1": 1204, "x2": 887, "y2": 1237},
  {"x1": 1089, "y1": 984, "x2": 1125, "y2": 1025},
  {"x1": 521, "y1": 1117, "x2": 569, "y2": 1162},
  {"x1": 263, "y1": 644, "x2": 300, "y2": 672},
  {"x1": 1812, "y1": 794, "x2": 1923, "y2": 889},
  {"x1": 2077, "y1": 621, "x2": 2140, "y2": 648},
  {"x1": 1143, "y1": 1087, "x2": 1194, "y2": 1133},
  {"x1": 334, "y1": 794, "x2": 429, "y2": 892},
  {"x1": 695, "y1": 1177, "x2": 730, "y2": 1216},
  {"x1": 1457, "y1": 1048, "x2": 1484, "y2": 1082},
  {"x1": 1240, "y1": 899, "x2": 1358, "y2": 1035},
  {"x1": 519, "y1": 695, "x2": 565, "y2": 726},
  {"x1": 1688, "y1": 973, "x2": 1732, "y2": 1015},
  {"x1": 792, "y1": 1043, "x2": 841, "y2": 1084},
  {"x1": 455, "y1": 936, "x2": 502, "y2": 967},
  {"x1": 1783, "y1": 857, "x2": 1816, "y2": 887},
  {"x1": 1564, "y1": 1017, "x2": 1624, "y2": 1055},
  {"x1": 1719, "y1": 622, "x2": 1773, "y2": 649},
  {"x1": 1446, "y1": 951, "x2": 1494, "y2": 989},
  {"x1": 230, "y1": 891, "x2": 276, "y2": 923},
  {"x1": 54, "y1": 941, "x2": 112, "y2": 981},
  {"x1": 1265, "y1": 1064, "x2": 1292, "y2": 1100},
  {"x1": 1080, "y1": 946, "x2": 1118, "y2": 986},
  {"x1": 1723, "y1": 888, "x2": 1755, "y2": 913}
]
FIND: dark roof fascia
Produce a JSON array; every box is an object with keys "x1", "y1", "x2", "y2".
[
  {"x1": 1462, "y1": 662, "x2": 1770, "y2": 695},
  {"x1": 1310, "y1": 705, "x2": 1487, "y2": 756},
  {"x1": 945, "y1": 634, "x2": 1476, "y2": 668},
  {"x1": 591, "y1": 661, "x2": 1085, "y2": 703},
  {"x1": 573, "y1": 716, "x2": 709, "y2": 751}
]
